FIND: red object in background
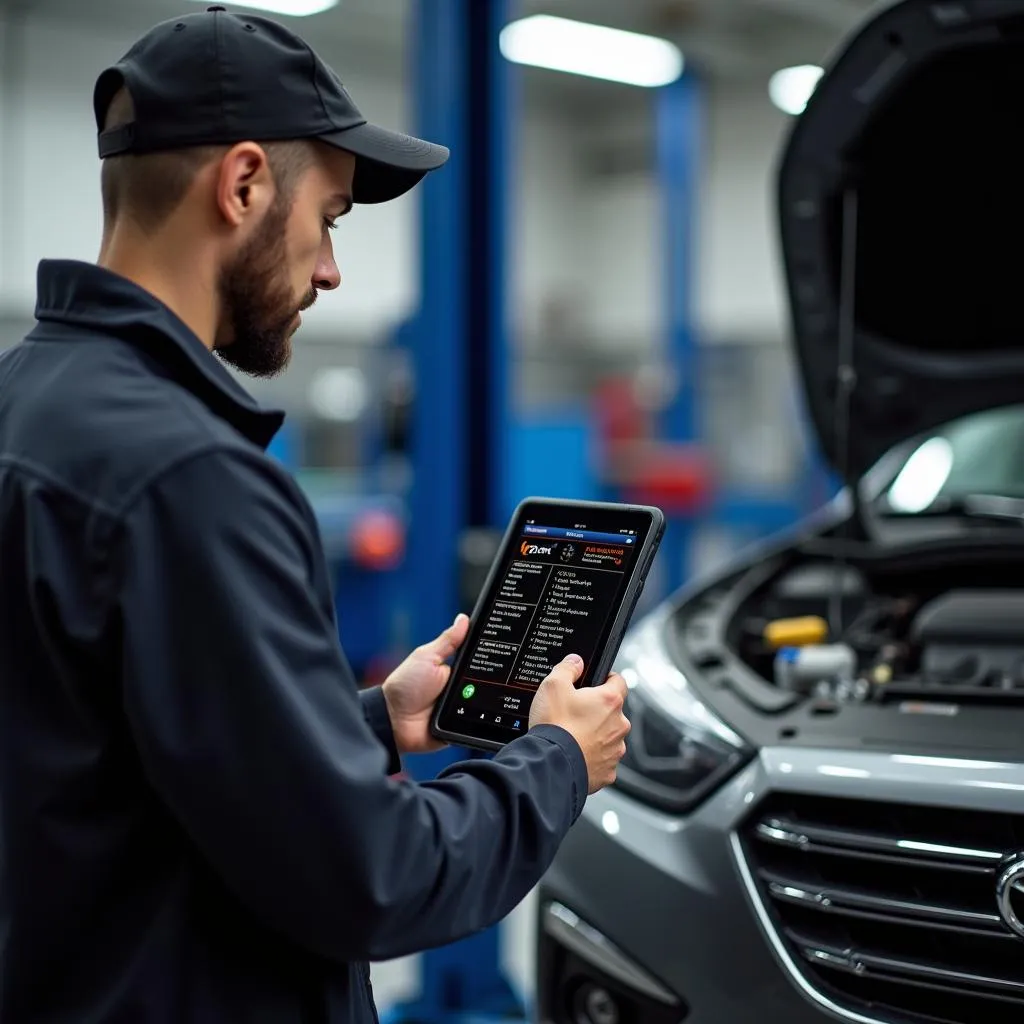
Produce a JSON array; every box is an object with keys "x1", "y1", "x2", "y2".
[
  {"x1": 593, "y1": 378, "x2": 649, "y2": 446},
  {"x1": 349, "y1": 509, "x2": 405, "y2": 571},
  {"x1": 622, "y1": 445, "x2": 713, "y2": 514},
  {"x1": 593, "y1": 375, "x2": 714, "y2": 515}
]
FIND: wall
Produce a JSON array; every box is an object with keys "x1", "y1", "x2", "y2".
[
  {"x1": 512, "y1": 109, "x2": 588, "y2": 345},
  {"x1": 697, "y1": 82, "x2": 792, "y2": 343},
  {"x1": 578, "y1": 169, "x2": 662, "y2": 351},
  {"x1": 567, "y1": 80, "x2": 793, "y2": 351}
]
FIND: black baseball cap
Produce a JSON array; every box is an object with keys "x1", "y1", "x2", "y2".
[{"x1": 93, "y1": 4, "x2": 449, "y2": 204}]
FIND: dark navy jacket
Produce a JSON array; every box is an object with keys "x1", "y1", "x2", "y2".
[{"x1": 0, "y1": 261, "x2": 589, "y2": 1023}]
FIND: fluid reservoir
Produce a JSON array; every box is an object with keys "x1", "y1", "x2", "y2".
[
  {"x1": 763, "y1": 615, "x2": 829, "y2": 650},
  {"x1": 774, "y1": 643, "x2": 857, "y2": 695}
]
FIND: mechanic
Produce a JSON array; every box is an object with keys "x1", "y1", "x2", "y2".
[{"x1": 0, "y1": 7, "x2": 630, "y2": 1023}]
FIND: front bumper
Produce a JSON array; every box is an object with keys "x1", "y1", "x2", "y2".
[{"x1": 536, "y1": 747, "x2": 1024, "y2": 1024}]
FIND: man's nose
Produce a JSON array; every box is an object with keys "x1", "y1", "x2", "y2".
[
  {"x1": 314, "y1": 239, "x2": 342, "y2": 291},
  {"x1": 314, "y1": 258, "x2": 341, "y2": 292}
]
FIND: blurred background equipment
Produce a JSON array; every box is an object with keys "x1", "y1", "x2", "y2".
[{"x1": 0, "y1": 0, "x2": 860, "y2": 1019}]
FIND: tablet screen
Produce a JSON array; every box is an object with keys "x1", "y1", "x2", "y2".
[{"x1": 434, "y1": 501, "x2": 657, "y2": 746}]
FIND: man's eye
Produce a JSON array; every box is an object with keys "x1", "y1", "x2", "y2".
[{"x1": 323, "y1": 218, "x2": 338, "y2": 232}]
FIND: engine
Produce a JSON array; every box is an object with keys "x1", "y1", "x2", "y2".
[
  {"x1": 909, "y1": 590, "x2": 1024, "y2": 694},
  {"x1": 730, "y1": 561, "x2": 1024, "y2": 707}
]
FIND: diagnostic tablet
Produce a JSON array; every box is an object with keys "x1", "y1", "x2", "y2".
[{"x1": 430, "y1": 498, "x2": 664, "y2": 752}]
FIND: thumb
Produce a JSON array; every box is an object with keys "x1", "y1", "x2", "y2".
[
  {"x1": 544, "y1": 654, "x2": 585, "y2": 690},
  {"x1": 425, "y1": 613, "x2": 469, "y2": 663}
]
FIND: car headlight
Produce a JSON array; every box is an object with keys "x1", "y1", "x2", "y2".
[{"x1": 613, "y1": 610, "x2": 752, "y2": 813}]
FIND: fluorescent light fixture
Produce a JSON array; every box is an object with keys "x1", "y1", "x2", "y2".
[
  {"x1": 189, "y1": 0, "x2": 338, "y2": 16},
  {"x1": 768, "y1": 64, "x2": 824, "y2": 115},
  {"x1": 499, "y1": 15, "x2": 683, "y2": 88}
]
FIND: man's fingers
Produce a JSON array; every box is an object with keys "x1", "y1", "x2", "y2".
[
  {"x1": 447, "y1": 612, "x2": 470, "y2": 644},
  {"x1": 602, "y1": 672, "x2": 629, "y2": 704},
  {"x1": 545, "y1": 654, "x2": 585, "y2": 688},
  {"x1": 424, "y1": 613, "x2": 470, "y2": 663}
]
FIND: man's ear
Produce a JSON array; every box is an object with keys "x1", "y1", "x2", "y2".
[{"x1": 215, "y1": 142, "x2": 274, "y2": 228}]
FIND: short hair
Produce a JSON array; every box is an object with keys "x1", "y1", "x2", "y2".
[{"x1": 100, "y1": 87, "x2": 314, "y2": 233}]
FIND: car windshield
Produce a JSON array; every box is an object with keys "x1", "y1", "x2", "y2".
[{"x1": 881, "y1": 405, "x2": 1024, "y2": 513}]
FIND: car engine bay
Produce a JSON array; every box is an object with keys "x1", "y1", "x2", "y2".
[{"x1": 669, "y1": 536, "x2": 1024, "y2": 756}]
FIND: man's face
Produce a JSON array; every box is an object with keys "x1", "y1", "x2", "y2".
[{"x1": 216, "y1": 145, "x2": 354, "y2": 378}]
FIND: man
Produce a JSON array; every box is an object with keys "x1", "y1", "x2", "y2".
[{"x1": 0, "y1": 6, "x2": 632, "y2": 1024}]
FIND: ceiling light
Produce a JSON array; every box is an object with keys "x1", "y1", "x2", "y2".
[
  {"x1": 499, "y1": 15, "x2": 683, "y2": 88},
  {"x1": 189, "y1": 0, "x2": 338, "y2": 16},
  {"x1": 768, "y1": 64, "x2": 824, "y2": 115}
]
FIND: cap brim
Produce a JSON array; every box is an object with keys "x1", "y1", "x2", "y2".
[{"x1": 320, "y1": 122, "x2": 449, "y2": 204}]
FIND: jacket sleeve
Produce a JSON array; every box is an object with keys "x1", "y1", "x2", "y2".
[
  {"x1": 358, "y1": 686, "x2": 402, "y2": 775},
  {"x1": 114, "y1": 447, "x2": 589, "y2": 963}
]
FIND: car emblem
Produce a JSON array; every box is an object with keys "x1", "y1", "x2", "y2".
[{"x1": 996, "y1": 855, "x2": 1024, "y2": 939}]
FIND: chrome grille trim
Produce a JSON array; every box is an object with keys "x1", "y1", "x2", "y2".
[
  {"x1": 735, "y1": 794, "x2": 1024, "y2": 1024},
  {"x1": 792, "y1": 939, "x2": 1024, "y2": 995},
  {"x1": 731, "y1": 830, "x2": 891, "y2": 1024},
  {"x1": 762, "y1": 874, "x2": 1006, "y2": 935},
  {"x1": 755, "y1": 818, "x2": 1002, "y2": 868}
]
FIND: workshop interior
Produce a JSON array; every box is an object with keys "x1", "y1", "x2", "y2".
[{"x1": 7, "y1": 0, "x2": 1024, "y2": 1022}]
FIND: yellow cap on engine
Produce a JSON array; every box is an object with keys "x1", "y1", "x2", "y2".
[{"x1": 763, "y1": 615, "x2": 829, "y2": 649}]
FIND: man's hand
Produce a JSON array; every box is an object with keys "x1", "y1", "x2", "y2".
[
  {"x1": 381, "y1": 614, "x2": 470, "y2": 755},
  {"x1": 529, "y1": 655, "x2": 630, "y2": 794}
]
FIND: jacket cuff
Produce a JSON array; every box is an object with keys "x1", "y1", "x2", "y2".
[
  {"x1": 359, "y1": 686, "x2": 402, "y2": 776},
  {"x1": 528, "y1": 724, "x2": 589, "y2": 822}
]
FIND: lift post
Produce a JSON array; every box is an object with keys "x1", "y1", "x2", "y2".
[
  {"x1": 383, "y1": 2, "x2": 524, "y2": 1023},
  {"x1": 656, "y1": 73, "x2": 703, "y2": 592}
]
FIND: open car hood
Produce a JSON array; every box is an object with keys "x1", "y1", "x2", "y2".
[{"x1": 779, "y1": 0, "x2": 1024, "y2": 482}]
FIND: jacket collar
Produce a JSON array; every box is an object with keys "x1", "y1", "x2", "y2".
[{"x1": 32, "y1": 259, "x2": 285, "y2": 450}]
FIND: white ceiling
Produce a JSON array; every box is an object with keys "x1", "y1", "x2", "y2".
[{"x1": 0, "y1": 0, "x2": 878, "y2": 113}]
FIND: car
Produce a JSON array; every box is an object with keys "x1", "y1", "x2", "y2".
[{"x1": 531, "y1": 3, "x2": 1024, "y2": 1023}]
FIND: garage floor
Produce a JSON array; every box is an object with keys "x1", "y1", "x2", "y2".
[{"x1": 370, "y1": 889, "x2": 538, "y2": 1011}]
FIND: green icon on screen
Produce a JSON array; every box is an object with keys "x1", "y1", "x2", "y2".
[{"x1": 462, "y1": 684, "x2": 476, "y2": 699}]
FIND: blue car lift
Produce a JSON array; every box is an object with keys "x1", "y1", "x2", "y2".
[
  {"x1": 380, "y1": 3, "x2": 523, "y2": 1024},
  {"x1": 656, "y1": 73, "x2": 702, "y2": 593}
]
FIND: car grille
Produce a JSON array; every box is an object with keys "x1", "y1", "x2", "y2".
[{"x1": 741, "y1": 793, "x2": 1024, "y2": 1024}]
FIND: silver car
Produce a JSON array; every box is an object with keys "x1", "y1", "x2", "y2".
[{"x1": 534, "y1": 3, "x2": 1024, "y2": 1023}]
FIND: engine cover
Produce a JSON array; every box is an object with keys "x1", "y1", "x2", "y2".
[{"x1": 911, "y1": 590, "x2": 1024, "y2": 690}]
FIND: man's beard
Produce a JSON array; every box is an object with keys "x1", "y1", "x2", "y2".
[{"x1": 215, "y1": 199, "x2": 315, "y2": 379}]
